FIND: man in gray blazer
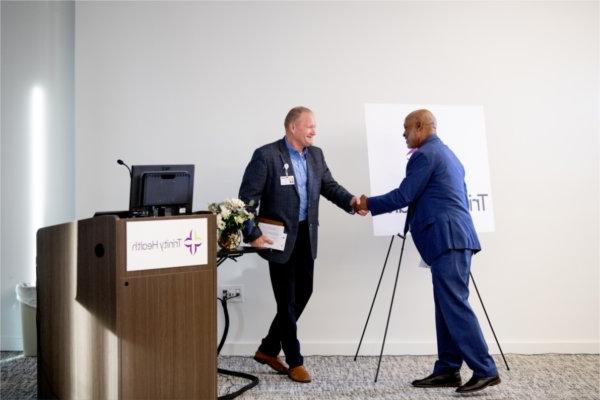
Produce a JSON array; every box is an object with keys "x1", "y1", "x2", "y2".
[{"x1": 239, "y1": 106, "x2": 361, "y2": 383}]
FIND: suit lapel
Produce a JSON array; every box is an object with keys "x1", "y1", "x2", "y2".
[
  {"x1": 277, "y1": 138, "x2": 299, "y2": 198},
  {"x1": 305, "y1": 148, "x2": 318, "y2": 203}
]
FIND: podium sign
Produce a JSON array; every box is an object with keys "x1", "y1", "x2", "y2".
[
  {"x1": 126, "y1": 218, "x2": 209, "y2": 271},
  {"x1": 37, "y1": 214, "x2": 217, "y2": 399}
]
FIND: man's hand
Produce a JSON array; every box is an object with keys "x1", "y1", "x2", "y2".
[
  {"x1": 360, "y1": 194, "x2": 368, "y2": 212},
  {"x1": 351, "y1": 195, "x2": 369, "y2": 216},
  {"x1": 250, "y1": 234, "x2": 274, "y2": 248}
]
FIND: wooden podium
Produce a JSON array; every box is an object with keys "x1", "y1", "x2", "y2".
[{"x1": 37, "y1": 214, "x2": 217, "y2": 399}]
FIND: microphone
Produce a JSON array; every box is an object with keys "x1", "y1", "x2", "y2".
[{"x1": 117, "y1": 159, "x2": 132, "y2": 178}]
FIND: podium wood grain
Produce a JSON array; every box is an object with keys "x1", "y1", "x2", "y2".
[{"x1": 37, "y1": 215, "x2": 217, "y2": 400}]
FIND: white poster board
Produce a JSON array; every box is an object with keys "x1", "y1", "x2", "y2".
[{"x1": 365, "y1": 104, "x2": 495, "y2": 236}]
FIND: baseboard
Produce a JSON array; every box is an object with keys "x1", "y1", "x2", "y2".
[
  {"x1": 1, "y1": 336, "x2": 23, "y2": 351},
  {"x1": 219, "y1": 340, "x2": 600, "y2": 356},
  {"x1": 4, "y1": 335, "x2": 597, "y2": 355}
]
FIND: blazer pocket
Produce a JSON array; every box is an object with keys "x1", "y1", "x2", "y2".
[{"x1": 418, "y1": 216, "x2": 437, "y2": 232}]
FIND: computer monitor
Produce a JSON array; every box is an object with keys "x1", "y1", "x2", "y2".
[{"x1": 129, "y1": 164, "x2": 194, "y2": 217}]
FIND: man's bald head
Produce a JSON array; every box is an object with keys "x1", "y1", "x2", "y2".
[
  {"x1": 403, "y1": 109, "x2": 437, "y2": 149},
  {"x1": 406, "y1": 109, "x2": 437, "y2": 133}
]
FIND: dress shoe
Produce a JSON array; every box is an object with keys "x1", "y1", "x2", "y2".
[
  {"x1": 253, "y1": 351, "x2": 288, "y2": 374},
  {"x1": 456, "y1": 374, "x2": 501, "y2": 393},
  {"x1": 288, "y1": 365, "x2": 311, "y2": 383},
  {"x1": 412, "y1": 371, "x2": 462, "y2": 388}
]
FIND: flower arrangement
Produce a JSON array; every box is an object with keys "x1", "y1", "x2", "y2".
[{"x1": 208, "y1": 198, "x2": 254, "y2": 250}]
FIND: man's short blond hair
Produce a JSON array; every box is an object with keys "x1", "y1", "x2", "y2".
[{"x1": 284, "y1": 106, "x2": 312, "y2": 132}]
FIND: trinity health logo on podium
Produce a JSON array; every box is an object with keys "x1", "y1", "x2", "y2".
[
  {"x1": 126, "y1": 218, "x2": 208, "y2": 271},
  {"x1": 184, "y1": 229, "x2": 203, "y2": 255}
]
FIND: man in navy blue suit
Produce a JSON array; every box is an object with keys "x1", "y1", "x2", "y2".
[{"x1": 355, "y1": 109, "x2": 501, "y2": 394}]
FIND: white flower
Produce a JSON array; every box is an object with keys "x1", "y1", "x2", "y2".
[
  {"x1": 208, "y1": 203, "x2": 219, "y2": 214},
  {"x1": 220, "y1": 205, "x2": 231, "y2": 219},
  {"x1": 232, "y1": 198, "x2": 245, "y2": 209},
  {"x1": 209, "y1": 198, "x2": 253, "y2": 233},
  {"x1": 216, "y1": 214, "x2": 225, "y2": 230},
  {"x1": 223, "y1": 198, "x2": 234, "y2": 208}
]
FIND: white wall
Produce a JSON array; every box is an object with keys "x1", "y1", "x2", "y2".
[
  {"x1": 1, "y1": 1, "x2": 75, "y2": 350},
  {"x1": 75, "y1": 2, "x2": 598, "y2": 354}
]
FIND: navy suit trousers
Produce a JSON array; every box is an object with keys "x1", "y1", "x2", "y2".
[
  {"x1": 258, "y1": 221, "x2": 313, "y2": 368},
  {"x1": 431, "y1": 249, "x2": 498, "y2": 378}
]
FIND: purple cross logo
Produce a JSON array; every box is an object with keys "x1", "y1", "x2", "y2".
[{"x1": 184, "y1": 230, "x2": 203, "y2": 255}]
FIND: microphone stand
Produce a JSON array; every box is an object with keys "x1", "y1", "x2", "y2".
[{"x1": 117, "y1": 159, "x2": 132, "y2": 178}]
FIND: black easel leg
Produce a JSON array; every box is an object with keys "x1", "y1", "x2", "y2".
[
  {"x1": 374, "y1": 235, "x2": 406, "y2": 382},
  {"x1": 354, "y1": 235, "x2": 395, "y2": 361},
  {"x1": 470, "y1": 272, "x2": 510, "y2": 371}
]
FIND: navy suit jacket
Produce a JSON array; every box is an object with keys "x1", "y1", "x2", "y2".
[
  {"x1": 239, "y1": 138, "x2": 354, "y2": 264},
  {"x1": 368, "y1": 135, "x2": 480, "y2": 265}
]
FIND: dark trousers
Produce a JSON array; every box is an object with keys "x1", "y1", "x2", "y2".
[
  {"x1": 431, "y1": 249, "x2": 498, "y2": 378},
  {"x1": 258, "y1": 221, "x2": 313, "y2": 368}
]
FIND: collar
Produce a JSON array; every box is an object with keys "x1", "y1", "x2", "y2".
[
  {"x1": 420, "y1": 134, "x2": 439, "y2": 147},
  {"x1": 409, "y1": 134, "x2": 439, "y2": 156},
  {"x1": 284, "y1": 136, "x2": 307, "y2": 156}
]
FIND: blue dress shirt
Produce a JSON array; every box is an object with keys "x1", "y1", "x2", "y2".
[{"x1": 284, "y1": 136, "x2": 308, "y2": 222}]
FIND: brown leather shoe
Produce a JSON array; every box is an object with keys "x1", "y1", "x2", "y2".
[
  {"x1": 253, "y1": 351, "x2": 288, "y2": 374},
  {"x1": 288, "y1": 365, "x2": 311, "y2": 383}
]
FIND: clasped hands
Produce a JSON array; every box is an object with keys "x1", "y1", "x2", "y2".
[
  {"x1": 251, "y1": 194, "x2": 369, "y2": 248},
  {"x1": 351, "y1": 194, "x2": 369, "y2": 216}
]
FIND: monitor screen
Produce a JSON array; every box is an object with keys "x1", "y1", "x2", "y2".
[{"x1": 129, "y1": 164, "x2": 194, "y2": 216}]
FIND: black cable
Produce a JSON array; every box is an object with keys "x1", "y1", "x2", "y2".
[
  {"x1": 217, "y1": 368, "x2": 259, "y2": 400},
  {"x1": 217, "y1": 296, "x2": 230, "y2": 354},
  {"x1": 217, "y1": 294, "x2": 259, "y2": 400}
]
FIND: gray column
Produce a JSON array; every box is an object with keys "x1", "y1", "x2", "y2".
[{"x1": 1, "y1": 1, "x2": 75, "y2": 350}]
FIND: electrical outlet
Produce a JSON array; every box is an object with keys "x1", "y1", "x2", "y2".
[{"x1": 220, "y1": 285, "x2": 244, "y2": 303}]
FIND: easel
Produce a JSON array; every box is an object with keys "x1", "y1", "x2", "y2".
[{"x1": 353, "y1": 234, "x2": 510, "y2": 382}]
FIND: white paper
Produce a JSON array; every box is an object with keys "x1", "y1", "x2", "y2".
[{"x1": 258, "y1": 221, "x2": 287, "y2": 251}]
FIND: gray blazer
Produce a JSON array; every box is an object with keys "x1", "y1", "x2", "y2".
[{"x1": 239, "y1": 138, "x2": 354, "y2": 263}]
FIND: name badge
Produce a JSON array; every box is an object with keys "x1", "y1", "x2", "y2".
[{"x1": 280, "y1": 176, "x2": 295, "y2": 186}]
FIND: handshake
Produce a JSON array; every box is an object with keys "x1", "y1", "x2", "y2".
[{"x1": 351, "y1": 195, "x2": 369, "y2": 216}]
